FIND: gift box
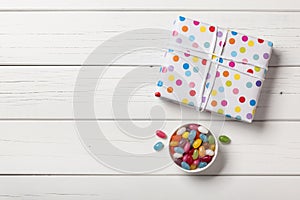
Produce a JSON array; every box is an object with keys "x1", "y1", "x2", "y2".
[{"x1": 156, "y1": 16, "x2": 273, "y2": 123}]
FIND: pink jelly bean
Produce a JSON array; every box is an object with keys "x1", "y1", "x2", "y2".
[
  {"x1": 193, "y1": 159, "x2": 200, "y2": 166},
  {"x1": 156, "y1": 130, "x2": 167, "y2": 139},
  {"x1": 189, "y1": 124, "x2": 199, "y2": 130},
  {"x1": 184, "y1": 142, "x2": 190, "y2": 152}
]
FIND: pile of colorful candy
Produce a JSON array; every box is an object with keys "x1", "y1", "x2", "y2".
[{"x1": 169, "y1": 124, "x2": 217, "y2": 171}]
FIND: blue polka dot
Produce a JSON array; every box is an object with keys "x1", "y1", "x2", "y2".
[
  {"x1": 183, "y1": 63, "x2": 189, "y2": 70},
  {"x1": 179, "y1": 16, "x2": 186, "y2": 21},
  {"x1": 157, "y1": 80, "x2": 163, "y2": 87},
  {"x1": 235, "y1": 115, "x2": 242, "y2": 120},
  {"x1": 256, "y1": 80, "x2": 262, "y2": 87},
  {"x1": 188, "y1": 102, "x2": 194, "y2": 106},
  {"x1": 168, "y1": 49, "x2": 174, "y2": 52},
  {"x1": 204, "y1": 42, "x2": 210, "y2": 48},
  {"x1": 218, "y1": 86, "x2": 224, "y2": 92},
  {"x1": 189, "y1": 35, "x2": 195, "y2": 41},
  {"x1": 231, "y1": 51, "x2": 237, "y2": 57},
  {"x1": 253, "y1": 54, "x2": 259, "y2": 60},
  {"x1": 193, "y1": 66, "x2": 199, "y2": 73},
  {"x1": 268, "y1": 41, "x2": 273, "y2": 47},
  {"x1": 250, "y1": 99, "x2": 256, "y2": 106},
  {"x1": 205, "y1": 82, "x2": 210, "y2": 89},
  {"x1": 219, "y1": 58, "x2": 224, "y2": 63},
  {"x1": 231, "y1": 31, "x2": 238, "y2": 36},
  {"x1": 225, "y1": 114, "x2": 232, "y2": 118},
  {"x1": 246, "y1": 82, "x2": 253, "y2": 88},
  {"x1": 185, "y1": 70, "x2": 191, "y2": 77}
]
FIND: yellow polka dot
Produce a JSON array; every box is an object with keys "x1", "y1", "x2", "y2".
[
  {"x1": 225, "y1": 80, "x2": 232, "y2": 87},
  {"x1": 235, "y1": 106, "x2": 241, "y2": 113},
  {"x1": 217, "y1": 109, "x2": 224, "y2": 114},
  {"x1": 248, "y1": 40, "x2": 254, "y2": 47},
  {"x1": 182, "y1": 98, "x2": 189, "y2": 104},
  {"x1": 211, "y1": 54, "x2": 217, "y2": 60},
  {"x1": 254, "y1": 66, "x2": 261, "y2": 72},
  {"x1": 192, "y1": 56, "x2": 199, "y2": 62},
  {"x1": 234, "y1": 74, "x2": 240, "y2": 80},
  {"x1": 211, "y1": 89, "x2": 217, "y2": 96},
  {"x1": 240, "y1": 47, "x2": 246, "y2": 53},
  {"x1": 252, "y1": 109, "x2": 256, "y2": 115},
  {"x1": 200, "y1": 26, "x2": 206, "y2": 32},
  {"x1": 168, "y1": 75, "x2": 175, "y2": 81}
]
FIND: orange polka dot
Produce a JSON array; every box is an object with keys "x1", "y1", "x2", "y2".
[
  {"x1": 182, "y1": 26, "x2": 189, "y2": 32},
  {"x1": 223, "y1": 71, "x2": 229, "y2": 77},
  {"x1": 167, "y1": 87, "x2": 173, "y2": 93},
  {"x1": 211, "y1": 100, "x2": 217, "y2": 107},
  {"x1": 229, "y1": 38, "x2": 235, "y2": 45},
  {"x1": 173, "y1": 55, "x2": 179, "y2": 62}
]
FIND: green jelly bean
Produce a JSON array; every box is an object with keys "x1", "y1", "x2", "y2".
[
  {"x1": 208, "y1": 135, "x2": 215, "y2": 144},
  {"x1": 219, "y1": 135, "x2": 231, "y2": 144}
]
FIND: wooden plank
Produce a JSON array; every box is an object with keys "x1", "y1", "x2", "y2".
[
  {"x1": 0, "y1": 66, "x2": 299, "y2": 120},
  {"x1": 0, "y1": 0, "x2": 299, "y2": 11},
  {"x1": 0, "y1": 12, "x2": 298, "y2": 66},
  {"x1": 1, "y1": 176, "x2": 300, "y2": 199},
  {"x1": 0, "y1": 120, "x2": 299, "y2": 175}
]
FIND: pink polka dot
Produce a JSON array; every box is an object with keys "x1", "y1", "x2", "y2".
[
  {"x1": 219, "y1": 41, "x2": 223, "y2": 47},
  {"x1": 242, "y1": 35, "x2": 248, "y2": 42},
  {"x1": 184, "y1": 52, "x2": 190, "y2": 57},
  {"x1": 176, "y1": 79, "x2": 182, "y2": 86},
  {"x1": 172, "y1": 30, "x2": 178, "y2": 36},
  {"x1": 216, "y1": 71, "x2": 220, "y2": 78},
  {"x1": 229, "y1": 61, "x2": 235, "y2": 67},
  {"x1": 193, "y1": 20, "x2": 200, "y2": 26},
  {"x1": 192, "y1": 42, "x2": 199, "y2": 48},
  {"x1": 189, "y1": 82, "x2": 195, "y2": 88},
  {"x1": 221, "y1": 100, "x2": 228, "y2": 106},
  {"x1": 233, "y1": 88, "x2": 239, "y2": 95},
  {"x1": 242, "y1": 58, "x2": 248, "y2": 64}
]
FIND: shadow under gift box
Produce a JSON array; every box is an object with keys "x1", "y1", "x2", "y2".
[{"x1": 156, "y1": 16, "x2": 273, "y2": 123}]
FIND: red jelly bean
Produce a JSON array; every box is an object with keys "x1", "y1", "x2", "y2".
[
  {"x1": 202, "y1": 155, "x2": 212, "y2": 163},
  {"x1": 186, "y1": 155, "x2": 194, "y2": 165},
  {"x1": 156, "y1": 130, "x2": 167, "y2": 139}
]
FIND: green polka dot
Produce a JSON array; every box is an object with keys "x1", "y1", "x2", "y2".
[
  {"x1": 240, "y1": 47, "x2": 246, "y2": 53},
  {"x1": 226, "y1": 80, "x2": 232, "y2": 87}
]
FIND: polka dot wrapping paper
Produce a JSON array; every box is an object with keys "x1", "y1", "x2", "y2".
[{"x1": 156, "y1": 16, "x2": 273, "y2": 123}]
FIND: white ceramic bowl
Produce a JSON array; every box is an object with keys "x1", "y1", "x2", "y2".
[{"x1": 168, "y1": 123, "x2": 218, "y2": 173}]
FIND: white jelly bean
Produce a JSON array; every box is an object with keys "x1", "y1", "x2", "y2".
[
  {"x1": 176, "y1": 127, "x2": 186, "y2": 135},
  {"x1": 173, "y1": 153, "x2": 183, "y2": 159},
  {"x1": 198, "y1": 126, "x2": 209, "y2": 134},
  {"x1": 205, "y1": 149, "x2": 215, "y2": 156}
]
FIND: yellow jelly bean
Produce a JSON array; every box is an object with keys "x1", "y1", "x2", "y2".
[
  {"x1": 190, "y1": 164, "x2": 197, "y2": 170},
  {"x1": 210, "y1": 144, "x2": 215, "y2": 151},
  {"x1": 199, "y1": 146, "x2": 206, "y2": 158},
  {"x1": 192, "y1": 138, "x2": 202, "y2": 148},
  {"x1": 182, "y1": 131, "x2": 190, "y2": 139},
  {"x1": 170, "y1": 141, "x2": 179, "y2": 147}
]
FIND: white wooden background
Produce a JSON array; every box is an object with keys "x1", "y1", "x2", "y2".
[{"x1": 1, "y1": 1, "x2": 300, "y2": 199}]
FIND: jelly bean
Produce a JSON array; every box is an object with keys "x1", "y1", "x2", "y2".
[
  {"x1": 198, "y1": 126, "x2": 209, "y2": 134},
  {"x1": 208, "y1": 135, "x2": 215, "y2": 144},
  {"x1": 182, "y1": 154, "x2": 188, "y2": 162},
  {"x1": 189, "y1": 124, "x2": 199, "y2": 130},
  {"x1": 178, "y1": 138, "x2": 188, "y2": 147},
  {"x1": 170, "y1": 141, "x2": 179, "y2": 147},
  {"x1": 190, "y1": 164, "x2": 197, "y2": 170},
  {"x1": 202, "y1": 142, "x2": 210, "y2": 149},
  {"x1": 174, "y1": 158, "x2": 182, "y2": 166},
  {"x1": 183, "y1": 142, "x2": 190, "y2": 152},
  {"x1": 202, "y1": 155, "x2": 212, "y2": 163},
  {"x1": 185, "y1": 155, "x2": 194, "y2": 165},
  {"x1": 177, "y1": 127, "x2": 186, "y2": 135},
  {"x1": 192, "y1": 149, "x2": 199, "y2": 160},
  {"x1": 174, "y1": 147, "x2": 184, "y2": 154},
  {"x1": 193, "y1": 159, "x2": 200, "y2": 166},
  {"x1": 188, "y1": 130, "x2": 197, "y2": 141},
  {"x1": 200, "y1": 133, "x2": 208, "y2": 142},
  {"x1": 171, "y1": 134, "x2": 182, "y2": 142},
  {"x1": 198, "y1": 146, "x2": 206, "y2": 157},
  {"x1": 182, "y1": 131, "x2": 190, "y2": 139},
  {"x1": 198, "y1": 162, "x2": 208, "y2": 168},
  {"x1": 219, "y1": 135, "x2": 231, "y2": 144},
  {"x1": 209, "y1": 144, "x2": 215, "y2": 151},
  {"x1": 173, "y1": 153, "x2": 183, "y2": 159},
  {"x1": 170, "y1": 146, "x2": 175, "y2": 154},
  {"x1": 181, "y1": 161, "x2": 191, "y2": 170},
  {"x1": 154, "y1": 142, "x2": 164, "y2": 151},
  {"x1": 192, "y1": 138, "x2": 202, "y2": 148},
  {"x1": 206, "y1": 149, "x2": 215, "y2": 156},
  {"x1": 156, "y1": 130, "x2": 167, "y2": 139}
]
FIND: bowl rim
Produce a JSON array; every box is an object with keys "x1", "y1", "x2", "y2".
[{"x1": 168, "y1": 123, "x2": 219, "y2": 173}]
